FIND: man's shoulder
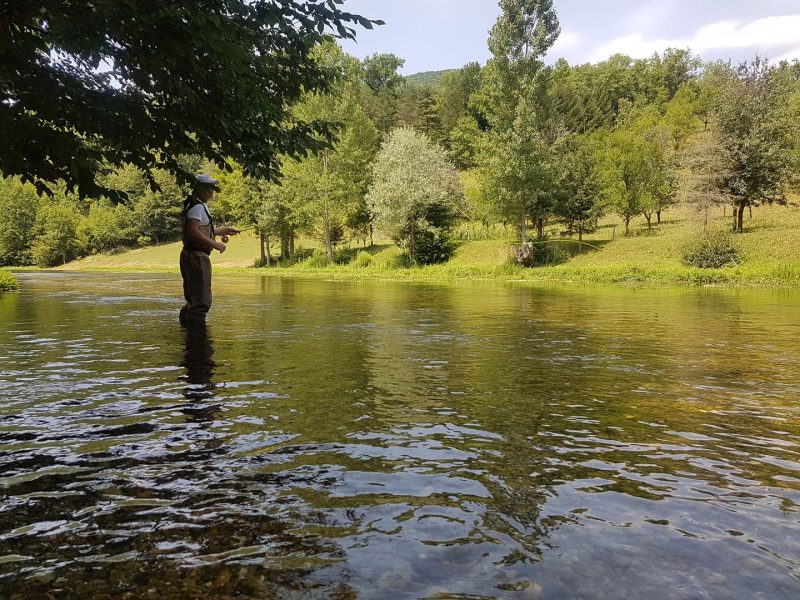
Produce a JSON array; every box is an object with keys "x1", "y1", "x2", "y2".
[{"x1": 186, "y1": 202, "x2": 210, "y2": 220}]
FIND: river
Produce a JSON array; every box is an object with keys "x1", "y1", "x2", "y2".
[{"x1": 0, "y1": 272, "x2": 798, "y2": 599}]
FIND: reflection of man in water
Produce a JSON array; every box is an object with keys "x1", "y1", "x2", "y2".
[{"x1": 182, "y1": 322, "x2": 220, "y2": 423}]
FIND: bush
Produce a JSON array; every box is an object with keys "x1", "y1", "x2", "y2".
[
  {"x1": 352, "y1": 250, "x2": 373, "y2": 268},
  {"x1": 682, "y1": 230, "x2": 742, "y2": 268},
  {"x1": 333, "y1": 247, "x2": 357, "y2": 265},
  {"x1": 291, "y1": 247, "x2": 314, "y2": 262},
  {"x1": 387, "y1": 252, "x2": 412, "y2": 269},
  {"x1": 0, "y1": 269, "x2": 17, "y2": 291},
  {"x1": 403, "y1": 227, "x2": 456, "y2": 265},
  {"x1": 514, "y1": 239, "x2": 570, "y2": 267},
  {"x1": 304, "y1": 253, "x2": 329, "y2": 268}
]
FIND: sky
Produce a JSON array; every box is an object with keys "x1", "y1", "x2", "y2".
[{"x1": 340, "y1": 0, "x2": 800, "y2": 74}]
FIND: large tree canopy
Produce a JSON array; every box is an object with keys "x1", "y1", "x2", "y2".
[{"x1": 0, "y1": 0, "x2": 379, "y2": 197}]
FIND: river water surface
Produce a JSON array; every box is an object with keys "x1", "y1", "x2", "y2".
[{"x1": 0, "y1": 272, "x2": 799, "y2": 599}]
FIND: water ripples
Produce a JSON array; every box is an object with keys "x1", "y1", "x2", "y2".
[{"x1": 0, "y1": 273, "x2": 799, "y2": 598}]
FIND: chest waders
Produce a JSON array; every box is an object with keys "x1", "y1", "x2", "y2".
[{"x1": 179, "y1": 197, "x2": 216, "y2": 323}]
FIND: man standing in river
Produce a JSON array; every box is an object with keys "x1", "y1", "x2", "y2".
[{"x1": 179, "y1": 174, "x2": 240, "y2": 324}]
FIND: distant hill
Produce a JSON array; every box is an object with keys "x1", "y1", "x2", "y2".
[{"x1": 404, "y1": 69, "x2": 456, "y2": 87}]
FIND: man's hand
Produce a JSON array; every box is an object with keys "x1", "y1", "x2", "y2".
[{"x1": 214, "y1": 241, "x2": 227, "y2": 254}]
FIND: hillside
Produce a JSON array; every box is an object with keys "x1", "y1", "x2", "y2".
[
  {"x1": 57, "y1": 203, "x2": 800, "y2": 287},
  {"x1": 404, "y1": 69, "x2": 455, "y2": 87}
]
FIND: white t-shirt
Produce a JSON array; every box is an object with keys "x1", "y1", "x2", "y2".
[{"x1": 186, "y1": 202, "x2": 211, "y2": 226}]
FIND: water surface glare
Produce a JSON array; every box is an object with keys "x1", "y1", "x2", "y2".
[{"x1": 0, "y1": 272, "x2": 799, "y2": 599}]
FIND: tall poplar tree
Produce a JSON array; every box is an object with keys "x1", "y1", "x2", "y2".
[
  {"x1": 485, "y1": 0, "x2": 560, "y2": 126},
  {"x1": 480, "y1": 0, "x2": 560, "y2": 241}
]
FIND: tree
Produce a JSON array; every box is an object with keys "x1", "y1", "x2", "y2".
[
  {"x1": 479, "y1": 96, "x2": 554, "y2": 243},
  {"x1": 716, "y1": 58, "x2": 796, "y2": 232},
  {"x1": 290, "y1": 44, "x2": 379, "y2": 263},
  {"x1": 485, "y1": 0, "x2": 560, "y2": 128},
  {"x1": 0, "y1": 177, "x2": 40, "y2": 265},
  {"x1": 416, "y1": 88, "x2": 443, "y2": 142},
  {"x1": 130, "y1": 170, "x2": 184, "y2": 244},
  {"x1": 361, "y1": 53, "x2": 405, "y2": 134},
  {"x1": 31, "y1": 194, "x2": 82, "y2": 266},
  {"x1": 638, "y1": 48, "x2": 701, "y2": 102},
  {"x1": 551, "y1": 141, "x2": 602, "y2": 242},
  {"x1": 362, "y1": 53, "x2": 405, "y2": 93},
  {"x1": 435, "y1": 62, "x2": 483, "y2": 134},
  {"x1": 596, "y1": 128, "x2": 669, "y2": 235},
  {"x1": 1, "y1": 1, "x2": 379, "y2": 197},
  {"x1": 367, "y1": 128, "x2": 463, "y2": 264},
  {"x1": 488, "y1": 0, "x2": 560, "y2": 89},
  {"x1": 662, "y1": 85, "x2": 700, "y2": 151},
  {"x1": 679, "y1": 128, "x2": 733, "y2": 228},
  {"x1": 447, "y1": 116, "x2": 484, "y2": 170},
  {"x1": 77, "y1": 200, "x2": 135, "y2": 253}
]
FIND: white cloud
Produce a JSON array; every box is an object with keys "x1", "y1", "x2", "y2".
[
  {"x1": 588, "y1": 14, "x2": 800, "y2": 62},
  {"x1": 774, "y1": 47, "x2": 800, "y2": 62},
  {"x1": 548, "y1": 31, "x2": 583, "y2": 56}
]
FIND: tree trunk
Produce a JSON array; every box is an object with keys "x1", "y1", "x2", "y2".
[
  {"x1": 656, "y1": 210, "x2": 662, "y2": 223},
  {"x1": 624, "y1": 216, "x2": 631, "y2": 236},
  {"x1": 748, "y1": 205, "x2": 752, "y2": 219},
  {"x1": 536, "y1": 217, "x2": 544, "y2": 239},
  {"x1": 644, "y1": 212, "x2": 652, "y2": 229},
  {"x1": 281, "y1": 231, "x2": 290, "y2": 260},
  {"x1": 324, "y1": 219, "x2": 333, "y2": 264},
  {"x1": 737, "y1": 203, "x2": 745, "y2": 233},
  {"x1": 369, "y1": 223, "x2": 374, "y2": 247},
  {"x1": 289, "y1": 233, "x2": 295, "y2": 259},
  {"x1": 259, "y1": 232, "x2": 266, "y2": 265},
  {"x1": 578, "y1": 225, "x2": 583, "y2": 243},
  {"x1": 266, "y1": 235, "x2": 272, "y2": 266},
  {"x1": 520, "y1": 211, "x2": 527, "y2": 244}
]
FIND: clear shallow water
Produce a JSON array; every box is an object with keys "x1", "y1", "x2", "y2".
[{"x1": 0, "y1": 272, "x2": 799, "y2": 599}]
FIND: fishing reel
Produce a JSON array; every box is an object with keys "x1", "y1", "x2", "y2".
[{"x1": 220, "y1": 235, "x2": 230, "y2": 243}]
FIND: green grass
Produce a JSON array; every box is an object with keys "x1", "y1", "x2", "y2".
[{"x1": 56, "y1": 203, "x2": 800, "y2": 287}]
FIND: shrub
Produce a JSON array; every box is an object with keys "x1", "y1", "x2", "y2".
[
  {"x1": 514, "y1": 239, "x2": 570, "y2": 267},
  {"x1": 387, "y1": 252, "x2": 412, "y2": 269},
  {"x1": 682, "y1": 230, "x2": 741, "y2": 268},
  {"x1": 291, "y1": 247, "x2": 314, "y2": 262},
  {"x1": 352, "y1": 250, "x2": 373, "y2": 268},
  {"x1": 402, "y1": 226, "x2": 456, "y2": 265},
  {"x1": 304, "y1": 253, "x2": 329, "y2": 268},
  {"x1": 333, "y1": 247, "x2": 357, "y2": 265},
  {"x1": 0, "y1": 269, "x2": 17, "y2": 291}
]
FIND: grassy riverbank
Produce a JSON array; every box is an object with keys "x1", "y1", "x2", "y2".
[{"x1": 55, "y1": 203, "x2": 800, "y2": 287}]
